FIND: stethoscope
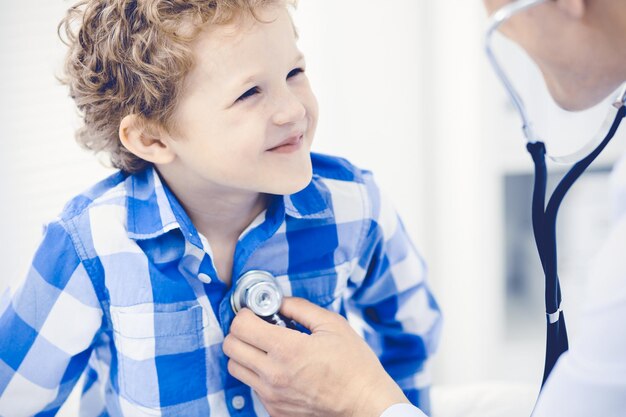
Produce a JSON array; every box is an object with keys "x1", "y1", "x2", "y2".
[
  {"x1": 230, "y1": 270, "x2": 298, "y2": 330},
  {"x1": 486, "y1": 0, "x2": 626, "y2": 388}
]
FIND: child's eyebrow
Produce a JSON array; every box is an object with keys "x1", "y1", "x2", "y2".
[{"x1": 231, "y1": 52, "x2": 306, "y2": 89}]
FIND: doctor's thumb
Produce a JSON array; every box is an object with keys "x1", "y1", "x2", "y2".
[{"x1": 279, "y1": 297, "x2": 344, "y2": 333}]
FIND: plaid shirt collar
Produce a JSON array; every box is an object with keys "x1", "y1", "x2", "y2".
[{"x1": 125, "y1": 166, "x2": 334, "y2": 246}]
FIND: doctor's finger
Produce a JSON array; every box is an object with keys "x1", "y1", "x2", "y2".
[
  {"x1": 227, "y1": 358, "x2": 262, "y2": 389},
  {"x1": 222, "y1": 333, "x2": 267, "y2": 373},
  {"x1": 230, "y1": 308, "x2": 295, "y2": 352},
  {"x1": 279, "y1": 297, "x2": 343, "y2": 331}
]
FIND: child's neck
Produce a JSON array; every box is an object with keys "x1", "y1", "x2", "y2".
[
  {"x1": 157, "y1": 169, "x2": 269, "y2": 286},
  {"x1": 180, "y1": 190, "x2": 267, "y2": 238},
  {"x1": 191, "y1": 193, "x2": 268, "y2": 287}
]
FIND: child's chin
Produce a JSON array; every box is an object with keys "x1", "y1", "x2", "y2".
[{"x1": 268, "y1": 169, "x2": 313, "y2": 196}]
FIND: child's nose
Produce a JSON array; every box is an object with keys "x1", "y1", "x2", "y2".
[{"x1": 271, "y1": 89, "x2": 307, "y2": 126}]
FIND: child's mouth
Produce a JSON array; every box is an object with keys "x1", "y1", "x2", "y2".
[{"x1": 267, "y1": 134, "x2": 304, "y2": 153}]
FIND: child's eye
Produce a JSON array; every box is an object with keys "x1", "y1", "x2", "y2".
[
  {"x1": 287, "y1": 67, "x2": 304, "y2": 79},
  {"x1": 236, "y1": 87, "x2": 260, "y2": 102}
]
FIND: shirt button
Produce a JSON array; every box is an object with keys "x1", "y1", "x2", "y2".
[
  {"x1": 232, "y1": 395, "x2": 246, "y2": 410},
  {"x1": 198, "y1": 273, "x2": 212, "y2": 284}
]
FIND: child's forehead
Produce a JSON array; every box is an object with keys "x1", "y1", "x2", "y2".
[
  {"x1": 180, "y1": 8, "x2": 302, "y2": 90},
  {"x1": 197, "y1": 5, "x2": 294, "y2": 45},
  {"x1": 190, "y1": 7, "x2": 299, "y2": 77}
]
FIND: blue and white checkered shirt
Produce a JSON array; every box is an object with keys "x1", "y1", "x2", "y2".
[{"x1": 0, "y1": 153, "x2": 442, "y2": 417}]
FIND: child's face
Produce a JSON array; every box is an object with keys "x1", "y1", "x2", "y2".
[{"x1": 163, "y1": 6, "x2": 318, "y2": 195}]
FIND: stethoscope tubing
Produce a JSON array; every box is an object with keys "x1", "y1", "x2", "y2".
[{"x1": 485, "y1": 0, "x2": 626, "y2": 395}]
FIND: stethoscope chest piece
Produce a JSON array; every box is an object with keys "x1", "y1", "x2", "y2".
[
  {"x1": 231, "y1": 270, "x2": 283, "y2": 318},
  {"x1": 230, "y1": 270, "x2": 299, "y2": 329}
]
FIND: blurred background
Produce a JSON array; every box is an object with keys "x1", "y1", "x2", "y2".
[{"x1": 1, "y1": 1, "x2": 625, "y2": 416}]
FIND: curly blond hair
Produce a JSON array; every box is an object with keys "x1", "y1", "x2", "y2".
[{"x1": 59, "y1": 0, "x2": 291, "y2": 173}]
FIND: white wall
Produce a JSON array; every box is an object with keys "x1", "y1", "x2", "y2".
[
  {"x1": 417, "y1": 0, "x2": 521, "y2": 387},
  {"x1": 0, "y1": 2, "x2": 113, "y2": 292}
]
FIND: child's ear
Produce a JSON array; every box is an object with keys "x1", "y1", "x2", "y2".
[{"x1": 119, "y1": 114, "x2": 176, "y2": 165}]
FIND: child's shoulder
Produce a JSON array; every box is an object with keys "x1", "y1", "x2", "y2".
[
  {"x1": 310, "y1": 152, "x2": 373, "y2": 184},
  {"x1": 309, "y1": 153, "x2": 382, "y2": 218},
  {"x1": 57, "y1": 170, "x2": 130, "y2": 222}
]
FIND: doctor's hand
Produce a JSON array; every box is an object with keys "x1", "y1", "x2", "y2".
[{"x1": 223, "y1": 297, "x2": 409, "y2": 417}]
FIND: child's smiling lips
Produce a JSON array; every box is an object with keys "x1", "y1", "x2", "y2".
[{"x1": 267, "y1": 133, "x2": 304, "y2": 153}]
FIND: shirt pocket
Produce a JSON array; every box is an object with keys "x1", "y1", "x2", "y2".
[
  {"x1": 280, "y1": 263, "x2": 351, "y2": 308},
  {"x1": 110, "y1": 304, "x2": 207, "y2": 410}
]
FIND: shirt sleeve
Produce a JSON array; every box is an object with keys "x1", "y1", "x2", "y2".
[
  {"x1": 532, "y1": 216, "x2": 626, "y2": 417},
  {"x1": 380, "y1": 403, "x2": 429, "y2": 417},
  {"x1": 346, "y1": 173, "x2": 443, "y2": 413},
  {"x1": 0, "y1": 220, "x2": 103, "y2": 416}
]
